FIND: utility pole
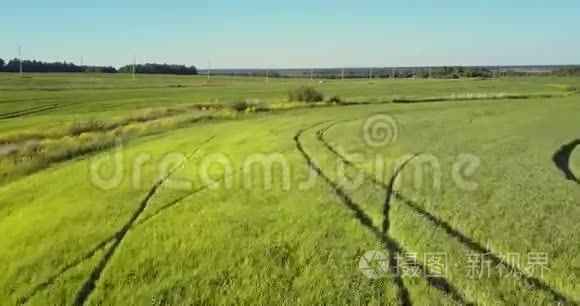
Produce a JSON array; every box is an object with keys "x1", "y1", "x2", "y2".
[
  {"x1": 207, "y1": 58, "x2": 211, "y2": 82},
  {"x1": 310, "y1": 68, "x2": 314, "y2": 81},
  {"x1": 369, "y1": 67, "x2": 373, "y2": 81},
  {"x1": 266, "y1": 70, "x2": 269, "y2": 83},
  {"x1": 80, "y1": 56, "x2": 83, "y2": 67},
  {"x1": 429, "y1": 67, "x2": 432, "y2": 79},
  {"x1": 413, "y1": 68, "x2": 416, "y2": 79},
  {"x1": 132, "y1": 55, "x2": 136, "y2": 80},
  {"x1": 18, "y1": 45, "x2": 23, "y2": 78},
  {"x1": 392, "y1": 67, "x2": 396, "y2": 79},
  {"x1": 341, "y1": 67, "x2": 345, "y2": 81}
]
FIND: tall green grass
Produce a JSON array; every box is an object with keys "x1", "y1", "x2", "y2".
[
  {"x1": 0, "y1": 110, "x2": 232, "y2": 184},
  {"x1": 0, "y1": 98, "x2": 351, "y2": 184},
  {"x1": 392, "y1": 92, "x2": 564, "y2": 103},
  {"x1": 0, "y1": 103, "x2": 222, "y2": 145}
]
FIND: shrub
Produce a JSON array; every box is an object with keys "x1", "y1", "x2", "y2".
[
  {"x1": 135, "y1": 109, "x2": 162, "y2": 122},
  {"x1": 288, "y1": 86, "x2": 324, "y2": 102},
  {"x1": 251, "y1": 101, "x2": 271, "y2": 112},
  {"x1": 326, "y1": 95, "x2": 343, "y2": 104},
  {"x1": 68, "y1": 119, "x2": 109, "y2": 135},
  {"x1": 563, "y1": 85, "x2": 577, "y2": 92},
  {"x1": 121, "y1": 124, "x2": 146, "y2": 137},
  {"x1": 0, "y1": 158, "x2": 14, "y2": 177},
  {"x1": 231, "y1": 101, "x2": 250, "y2": 112}
]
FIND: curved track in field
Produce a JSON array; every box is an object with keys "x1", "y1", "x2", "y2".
[
  {"x1": 18, "y1": 138, "x2": 218, "y2": 305},
  {"x1": 552, "y1": 139, "x2": 580, "y2": 184},
  {"x1": 73, "y1": 137, "x2": 214, "y2": 305},
  {"x1": 17, "y1": 172, "x2": 238, "y2": 305},
  {"x1": 18, "y1": 120, "x2": 577, "y2": 305},
  {"x1": 295, "y1": 122, "x2": 472, "y2": 305},
  {"x1": 317, "y1": 121, "x2": 575, "y2": 304},
  {"x1": 0, "y1": 104, "x2": 59, "y2": 119}
]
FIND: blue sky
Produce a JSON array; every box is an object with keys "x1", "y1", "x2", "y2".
[{"x1": 1, "y1": 0, "x2": 579, "y2": 68}]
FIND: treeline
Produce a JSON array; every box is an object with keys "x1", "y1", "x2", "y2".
[
  {"x1": 497, "y1": 66, "x2": 580, "y2": 77},
  {"x1": 551, "y1": 66, "x2": 580, "y2": 76},
  {"x1": 118, "y1": 63, "x2": 197, "y2": 75},
  {"x1": 220, "y1": 72, "x2": 282, "y2": 78},
  {"x1": 371, "y1": 67, "x2": 495, "y2": 79},
  {"x1": 295, "y1": 67, "x2": 496, "y2": 79},
  {"x1": 312, "y1": 66, "x2": 580, "y2": 79},
  {"x1": 421, "y1": 67, "x2": 494, "y2": 79},
  {"x1": 212, "y1": 66, "x2": 580, "y2": 79},
  {"x1": 0, "y1": 58, "x2": 197, "y2": 75},
  {"x1": 0, "y1": 58, "x2": 118, "y2": 73}
]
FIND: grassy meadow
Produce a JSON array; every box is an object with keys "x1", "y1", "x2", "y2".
[
  {"x1": 1, "y1": 73, "x2": 578, "y2": 134},
  {"x1": 0, "y1": 73, "x2": 579, "y2": 305}
]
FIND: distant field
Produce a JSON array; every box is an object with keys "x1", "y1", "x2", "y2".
[
  {"x1": 0, "y1": 73, "x2": 578, "y2": 134},
  {"x1": 0, "y1": 73, "x2": 578, "y2": 304}
]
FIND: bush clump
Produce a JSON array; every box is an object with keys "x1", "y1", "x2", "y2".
[
  {"x1": 288, "y1": 86, "x2": 324, "y2": 102},
  {"x1": 231, "y1": 100, "x2": 272, "y2": 113},
  {"x1": 326, "y1": 95, "x2": 343, "y2": 104},
  {"x1": 68, "y1": 119, "x2": 110, "y2": 135},
  {"x1": 231, "y1": 101, "x2": 250, "y2": 112}
]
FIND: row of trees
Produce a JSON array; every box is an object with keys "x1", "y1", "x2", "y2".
[
  {"x1": 1, "y1": 57, "x2": 578, "y2": 77},
  {"x1": 552, "y1": 66, "x2": 580, "y2": 76},
  {"x1": 424, "y1": 66, "x2": 495, "y2": 79},
  {"x1": 0, "y1": 58, "x2": 197, "y2": 75},
  {"x1": 296, "y1": 67, "x2": 495, "y2": 79},
  {"x1": 118, "y1": 63, "x2": 197, "y2": 75},
  {"x1": 220, "y1": 66, "x2": 579, "y2": 79}
]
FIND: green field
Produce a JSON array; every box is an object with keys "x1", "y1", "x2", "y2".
[
  {"x1": 0, "y1": 73, "x2": 579, "y2": 305},
  {"x1": 0, "y1": 73, "x2": 578, "y2": 134}
]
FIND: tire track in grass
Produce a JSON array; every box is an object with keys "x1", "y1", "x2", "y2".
[
  {"x1": 392, "y1": 195, "x2": 575, "y2": 305},
  {"x1": 16, "y1": 237, "x2": 116, "y2": 304},
  {"x1": 0, "y1": 104, "x2": 59, "y2": 119},
  {"x1": 318, "y1": 123, "x2": 576, "y2": 305},
  {"x1": 136, "y1": 169, "x2": 241, "y2": 226},
  {"x1": 72, "y1": 137, "x2": 213, "y2": 305},
  {"x1": 316, "y1": 122, "x2": 412, "y2": 305},
  {"x1": 380, "y1": 155, "x2": 418, "y2": 234},
  {"x1": 18, "y1": 163, "x2": 238, "y2": 304},
  {"x1": 296, "y1": 124, "x2": 471, "y2": 306}
]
